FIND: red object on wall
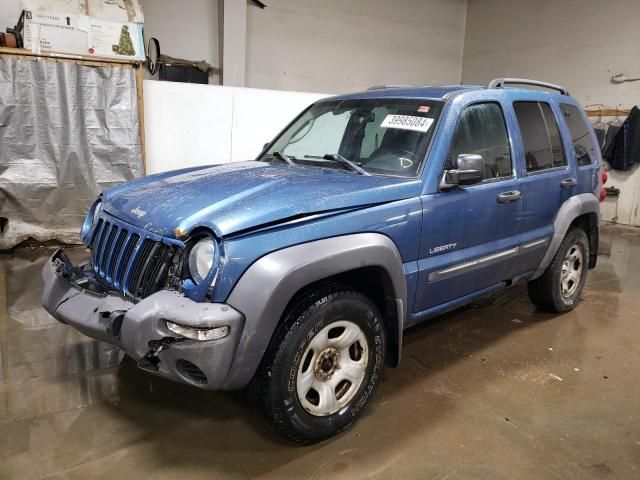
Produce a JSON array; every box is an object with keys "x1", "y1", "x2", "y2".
[{"x1": 599, "y1": 168, "x2": 608, "y2": 202}]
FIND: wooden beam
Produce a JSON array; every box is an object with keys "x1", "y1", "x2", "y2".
[
  {"x1": 586, "y1": 108, "x2": 630, "y2": 117},
  {"x1": 0, "y1": 46, "x2": 141, "y2": 66},
  {"x1": 134, "y1": 65, "x2": 147, "y2": 175}
]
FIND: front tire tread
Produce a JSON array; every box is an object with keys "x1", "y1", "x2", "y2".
[{"x1": 254, "y1": 284, "x2": 385, "y2": 445}]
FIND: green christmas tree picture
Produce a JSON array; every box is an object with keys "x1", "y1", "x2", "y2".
[{"x1": 112, "y1": 25, "x2": 135, "y2": 56}]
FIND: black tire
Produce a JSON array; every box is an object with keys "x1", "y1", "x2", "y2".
[
  {"x1": 528, "y1": 227, "x2": 589, "y2": 312},
  {"x1": 254, "y1": 285, "x2": 386, "y2": 445}
]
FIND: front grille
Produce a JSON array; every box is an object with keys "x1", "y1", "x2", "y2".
[
  {"x1": 89, "y1": 213, "x2": 176, "y2": 299},
  {"x1": 128, "y1": 239, "x2": 174, "y2": 298}
]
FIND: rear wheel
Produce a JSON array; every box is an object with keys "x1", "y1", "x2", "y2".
[
  {"x1": 528, "y1": 228, "x2": 589, "y2": 312},
  {"x1": 255, "y1": 285, "x2": 386, "y2": 444}
]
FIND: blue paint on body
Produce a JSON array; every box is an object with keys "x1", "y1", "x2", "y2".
[{"x1": 89, "y1": 83, "x2": 601, "y2": 319}]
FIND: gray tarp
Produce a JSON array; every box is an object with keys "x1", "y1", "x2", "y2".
[{"x1": 0, "y1": 56, "x2": 143, "y2": 249}]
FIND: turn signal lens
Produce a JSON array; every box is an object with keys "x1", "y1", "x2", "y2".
[{"x1": 166, "y1": 321, "x2": 230, "y2": 341}]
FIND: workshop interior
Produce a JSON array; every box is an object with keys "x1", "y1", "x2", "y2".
[{"x1": 0, "y1": 1, "x2": 639, "y2": 478}]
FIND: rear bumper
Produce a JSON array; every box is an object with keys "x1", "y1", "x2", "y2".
[{"x1": 42, "y1": 249, "x2": 245, "y2": 390}]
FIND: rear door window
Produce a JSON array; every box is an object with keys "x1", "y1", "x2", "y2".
[
  {"x1": 560, "y1": 103, "x2": 596, "y2": 166},
  {"x1": 513, "y1": 101, "x2": 566, "y2": 172}
]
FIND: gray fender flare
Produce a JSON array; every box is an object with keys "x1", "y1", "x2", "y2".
[
  {"x1": 532, "y1": 192, "x2": 600, "y2": 279},
  {"x1": 223, "y1": 233, "x2": 407, "y2": 389}
]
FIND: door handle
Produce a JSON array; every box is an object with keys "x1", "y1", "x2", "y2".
[
  {"x1": 561, "y1": 178, "x2": 577, "y2": 188},
  {"x1": 497, "y1": 190, "x2": 522, "y2": 204}
]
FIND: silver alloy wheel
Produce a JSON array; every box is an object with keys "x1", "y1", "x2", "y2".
[
  {"x1": 296, "y1": 320, "x2": 369, "y2": 416},
  {"x1": 561, "y1": 243, "x2": 583, "y2": 298}
]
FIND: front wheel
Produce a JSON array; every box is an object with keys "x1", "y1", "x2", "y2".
[
  {"x1": 255, "y1": 286, "x2": 386, "y2": 444},
  {"x1": 528, "y1": 227, "x2": 589, "y2": 312}
]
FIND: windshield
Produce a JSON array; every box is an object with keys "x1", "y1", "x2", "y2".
[{"x1": 259, "y1": 98, "x2": 442, "y2": 177}]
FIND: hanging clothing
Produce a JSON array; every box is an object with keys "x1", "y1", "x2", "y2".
[
  {"x1": 605, "y1": 106, "x2": 640, "y2": 170},
  {"x1": 603, "y1": 125, "x2": 620, "y2": 156},
  {"x1": 593, "y1": 126, "x2": 606, "y2": 150}
]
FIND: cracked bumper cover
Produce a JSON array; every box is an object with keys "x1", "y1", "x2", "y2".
[{"x1": 42, "y1": 250, "x2": 245, "y2": 390}]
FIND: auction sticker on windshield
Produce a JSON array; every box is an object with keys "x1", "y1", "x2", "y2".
[{"x1": 380, "y1": 114, "x2": 434, "y2": 133}]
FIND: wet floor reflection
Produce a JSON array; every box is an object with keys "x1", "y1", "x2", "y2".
[{"x1": 1, "y1": 225, "x2": 639, "y2": 479}]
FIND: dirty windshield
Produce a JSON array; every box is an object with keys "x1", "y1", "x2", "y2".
[{"x1": 261, "y1": 98, "x2": 442, "y2": 177}]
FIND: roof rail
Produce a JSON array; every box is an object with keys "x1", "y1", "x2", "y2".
[
  {"x1": 367, "y1": 84, "x2": 413, "y2": 91},
  {"x1": 488, "y1": 78, "x2": 569, "y2": 96}
]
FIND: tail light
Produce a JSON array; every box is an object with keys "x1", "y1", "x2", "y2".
[{"x1": 599, "y1": 168, "x2": 607, "y2": 202}]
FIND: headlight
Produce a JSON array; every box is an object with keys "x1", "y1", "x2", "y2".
[
  {"x1": 188, "y1": 237, "x2": 217, "y2": 284},
  {"x1": 81, "y1": 199, "x2": 102, "y2": 241},
  {"x1": 93, "y1": 200, "x2": 102, "y2": 222}
]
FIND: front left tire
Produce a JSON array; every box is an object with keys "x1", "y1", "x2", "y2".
[{"x1": 254, "y1": 285, "x2": 386, "y2": 445}]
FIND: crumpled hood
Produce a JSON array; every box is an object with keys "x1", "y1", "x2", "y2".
[{"x1": 102, "y1": 161, "x2": 421, "y2": 238}]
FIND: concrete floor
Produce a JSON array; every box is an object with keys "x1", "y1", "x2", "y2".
[{"x1": 1, "y1": 224, "x2": 639, "y2": 479}]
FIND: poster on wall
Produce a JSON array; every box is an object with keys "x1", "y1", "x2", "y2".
[{"x1": 19, "y1": 10, "x2": 145, "y2": 61}]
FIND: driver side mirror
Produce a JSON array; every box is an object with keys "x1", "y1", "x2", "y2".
[{"x1": 440, "y1": 153, "x2": 485, "y2": 190}]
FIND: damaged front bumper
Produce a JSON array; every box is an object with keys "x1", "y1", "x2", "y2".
[{"x1": 42, "y1": 249, "x2": 245, "y2": 390}]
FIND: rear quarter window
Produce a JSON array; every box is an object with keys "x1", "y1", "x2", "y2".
[{"x1": 560, "y1": 103, "x2": 597, "y2": 166}]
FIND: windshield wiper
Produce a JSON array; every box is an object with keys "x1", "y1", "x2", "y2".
[
  {"x1": 304, "y1": 153, "x2": 370, "y2": 176},
  {"x1": 272, "y1": 151, "x2": 296, "y2": 166}
]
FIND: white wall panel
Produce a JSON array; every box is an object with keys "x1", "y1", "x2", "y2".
[
  {"x1": 230, "y1": 87, "x2": 327, "y2": 161},
  {"x1": 143, "y1": 80, "x2": 328, "y2": 174},
  {"x1": 143, "y1": 81, "x2": 233, "y2": 175}
]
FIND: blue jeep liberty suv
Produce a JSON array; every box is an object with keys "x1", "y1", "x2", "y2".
[{"x1": 42, "y1": 78, "x2": 603, "y2": 444}]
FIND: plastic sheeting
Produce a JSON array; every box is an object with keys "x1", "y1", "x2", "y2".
[{"x1": 0, "y1": 56, "x2": 143, "y2": 249}]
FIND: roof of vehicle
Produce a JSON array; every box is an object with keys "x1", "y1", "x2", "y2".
[
  {"x1": 326, "y1": 78, "x2": 571, "y2": 103},
  {"x1": 328, "y1": 85, "x2": 485, "y2": 102}
]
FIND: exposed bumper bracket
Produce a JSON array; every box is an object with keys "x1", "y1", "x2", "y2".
[{"x1": 138, "y1": 337, "x2": 183, "y2": 372}]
